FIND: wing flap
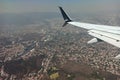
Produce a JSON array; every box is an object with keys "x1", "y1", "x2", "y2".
[
  {"x1": 88, "y1": 30, "x2": 120, "y2": 48},
  {"x1": 88, "y1": 30, "x2": 120, "y2": 41}
]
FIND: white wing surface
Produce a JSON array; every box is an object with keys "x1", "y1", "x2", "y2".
[{"x1": 59, "y1": 7, "x2": 120, "y2": 58}]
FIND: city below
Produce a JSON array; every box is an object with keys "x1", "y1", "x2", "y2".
[{"x1": 0, "y1": 13, "x2": 120, "y2": 80}]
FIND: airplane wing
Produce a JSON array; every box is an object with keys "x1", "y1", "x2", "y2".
[{"x1": 59, "y1": 7, "x2": 120, "y2": 59}]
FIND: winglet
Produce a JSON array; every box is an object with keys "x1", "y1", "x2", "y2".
[{"x1": 59, "y1": 7, "x2": 72, "y2": 27}]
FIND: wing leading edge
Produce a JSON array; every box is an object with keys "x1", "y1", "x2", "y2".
[{"x1": 59, "y1": 7, "x2": 120, "y2": 59}]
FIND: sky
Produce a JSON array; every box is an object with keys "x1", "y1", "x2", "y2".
[{"x1": 0, "y1": 0, "x2": 120, "y2": 13}]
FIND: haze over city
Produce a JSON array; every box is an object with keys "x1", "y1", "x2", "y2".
[{"x1": 0, "y1": 0, "x2": 120, "y2": 80}]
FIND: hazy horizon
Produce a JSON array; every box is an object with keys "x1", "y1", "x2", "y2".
[
  {"x1": 1, "y1": 0, "x2": 120, "y2": 32},
  {"x1": 0, "y1": 0, "x2": 120, "y2": 14}
]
